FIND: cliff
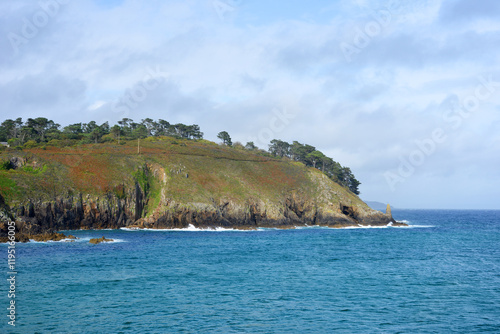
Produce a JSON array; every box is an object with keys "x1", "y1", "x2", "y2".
[{"x1": 0, "y1": 137, "x2": 401, "y2": 241}]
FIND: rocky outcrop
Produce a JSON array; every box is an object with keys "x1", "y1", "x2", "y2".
[
  {"x1": 89, "y1": 236, "x2": 114, "y2": 244},
  {"x1": 30, "y1": 233, "x2": 76, "y2": 242}
]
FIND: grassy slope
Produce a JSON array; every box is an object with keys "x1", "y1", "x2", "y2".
[{"x1": 0, "y1": 137, "x2": 368, "y2": 216}]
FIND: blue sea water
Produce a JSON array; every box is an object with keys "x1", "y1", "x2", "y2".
[{"x1": 1, "y1": 209, "x2": 500, "y2": 333}]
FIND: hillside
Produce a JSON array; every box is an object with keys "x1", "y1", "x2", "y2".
[{"x1": 0, "y1": 137, "x2": 399, "y2": 241}]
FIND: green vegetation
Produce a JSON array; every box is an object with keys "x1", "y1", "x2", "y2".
[
  {"x1": 0, "y1": 117, "x2": 361, "y2": 195},
  {"x1": 0, "y1": 160, "x2": 13, "y2": 171},
  {"x1": 268, "y1": 139, "x2": 360, "y2": 194},
  {"x1": 0, "y1": 117, "x2": 203, "y2": 146},
  {"x1": 217, "y1": 131, "x2": 232, "y2": 146},
  {"x1": 0, "y1": 135, "x2": 370, "y2": 226}
]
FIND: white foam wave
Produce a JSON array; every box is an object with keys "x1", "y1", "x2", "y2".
[
  {"x1": 28, "y1": 238, "x2": 82, "y2": 244},
  {"x1": 110, "y1": 238, "x2": 125, "y2": 243},
  {"x1": 26, "y1": 237, "x2": 126, "y2": 244},
  {"x1": 343, "y1": 225, "x2": 390, "y2": 229},
  {"x1": 121, "y1": 224, "x2": 255, "y2": 232}
]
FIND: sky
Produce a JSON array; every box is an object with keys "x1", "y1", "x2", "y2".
[{"x1": 1, "y1": 0, "x2": 499, "y2": 209}]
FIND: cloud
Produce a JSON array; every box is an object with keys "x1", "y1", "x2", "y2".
[
  {"x1": 0, "y1": 0, "x2": 499, "y2": 208},
  {"x1": 439, "y1": 0, "x2": 500, "y2": 23}
]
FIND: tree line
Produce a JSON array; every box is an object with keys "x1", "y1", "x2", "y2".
[
  {"x1": 214, "y1": 134, "x2": 360, "y2": 194},
  {"x1": 267, "y1": 139, "x2": 360, "y2": 194},
  {"x1": 0, "y1": 117, "x2": 360, "y2": 194},
  {"x1": 0, "y1": 117, "x2": 203, "y2": 145}
]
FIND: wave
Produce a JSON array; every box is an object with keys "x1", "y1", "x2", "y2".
[
  {"x1": 26, "y1": 237, "x2": 126, "y2": 244},
  {"x1": 120, "y1": 224, "x2": 254, "y2": 232},
  {"x1": 28, "y1": 238, "x2": 83, "y2": 244},
  {"x1": 120, "y1": 223, "x2": 435, "y2": 232}
]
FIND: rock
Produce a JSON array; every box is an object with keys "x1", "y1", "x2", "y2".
[
  {"x1": 89, "y1": 236, "x2": 114, "y2": 244},
  {"x1": 30, "y1": 232, "x2": 71, "y2": 242},
  {"x1": 9, "y1": 157, "x2": 25, "y2": 169}
]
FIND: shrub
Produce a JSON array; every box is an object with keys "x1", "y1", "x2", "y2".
[
  {"x1": 24, "y1": 140, "x2": 38, "y2": 148},
  {"x1": 101, "y1": 134, "x2": 114, "y2": 142},
  {"x1": 113, "y1": 184, "x2": 126, "y2": 199},
  {"x1": 0, "y1": 160, "x2": 13, "y2": 170},
  {"x1": 233, "y1": 142, "x2": 245, "y2": 150},
  {"x1": 47, "y1": 139, "x2": 61, "y2": 147}
]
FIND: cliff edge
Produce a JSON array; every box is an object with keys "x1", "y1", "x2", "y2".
[{"x1": 0, "y1": 138, "x2": 402, "y2": 241}]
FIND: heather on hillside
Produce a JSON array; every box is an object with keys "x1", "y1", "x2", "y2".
[{"x1": 0, "y1": 117, "x2": 360, "y2": 194}]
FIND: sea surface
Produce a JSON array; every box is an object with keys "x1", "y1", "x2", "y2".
[{"x1": 1, "y1": 209, "x2": 500, "y2": 333}]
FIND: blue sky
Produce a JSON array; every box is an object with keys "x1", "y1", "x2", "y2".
[{"x1": 1, "y1": 0, "x2": 500, "y2": 209}]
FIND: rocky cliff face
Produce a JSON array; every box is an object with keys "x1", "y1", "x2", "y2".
[
  {"x1": 0, "y1": 176, "x2": 397, "y2": 241},
  {"x1": 0, "y1": 142, "x2": 403, "y2": 241}
]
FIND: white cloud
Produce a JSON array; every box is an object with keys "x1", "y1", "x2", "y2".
[{"x1": 1, "y1": 0, "x2": 499, "y2": 209}]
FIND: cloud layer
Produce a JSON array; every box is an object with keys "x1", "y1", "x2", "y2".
[{"x1": 1, "y1": 0, "x2": 499, "y2": 209}]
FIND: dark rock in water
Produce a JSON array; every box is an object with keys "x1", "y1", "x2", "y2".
[
  {"x1": 0, "y1": 232, "x2": 75, "y2": 243},
  {"x1": 89, "y1": 236, "x2": 114, "y2": 244},
  {"x1": 30, "y1": 232, "x2": 71, "y2": 242}
]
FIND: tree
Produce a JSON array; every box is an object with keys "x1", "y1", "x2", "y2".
[
  {"x1": 18, "y1": 125, "x2": 34, "y2": 145},
  {"x1": 1, "y1": 118, "x2": 24, "y2": 142},
  {"x1": 141, "y1": 118, "x2": 157, "y2": 136},
  {"x1": 290, "y1": 141, "x2": 315, "y2": 164},
  {"x1": 100, "y1": 121, "x2": 110, "y2": 134},
  {"x1": 187, "y1": 124, "x2": 203, "y2": 139},
  {"x1": 155, "y1": 119, "x2": 171, "y2": 136},
  {"x1": 306, "y1": 150, "x2": 326, "y2": 169},
  {"x1": 131, "y1": 124, "x2": 148, "y2": 139},
  {"x1": 0, "y1": 119, "x2": 15, "y2": 141},
  {"x1": 83, "y1": 121, "x2": 98, "y2": 134},
  {"x1": 217, "y1": 131, "x2": 232, "y2": 146},
  {"x1": 268, "y1": 139, "x2": 290, "y2": 157},
  {"x1": 338, "y1": 167, "x2": 361, "y2": 194},
  {"x1": 90, "y1": 126, "x2": 103, "y2": 143},
  {"x1": 63, "y1": 123, "x2": 83, "y2": 134},
  {"x1": 349, "y1": 176, "x2": 361, "y2": 195},
  {"x1": 245, "y1": 142, "x2": 257, "y2": 150},
  {"x1": 110, "y1": 125, "x2": 122, "y2": 143},
  {"x1": 26, "y1": 117, "x2": 59, "y2": 142},
  {"x1": 118, "y1": 118, "x2": 133, "y2": 136},
  {"x1": 118, "y1": 118, "x2": 133, "y2": 129}
]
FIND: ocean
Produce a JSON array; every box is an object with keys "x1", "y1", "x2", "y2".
[{"x1": 1, "y1": 209, "x2": 499, "y2": 333}]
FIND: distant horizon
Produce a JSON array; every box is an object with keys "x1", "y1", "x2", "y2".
[{"x1": 363, "y1": 200, "x2": 500, "y2": 211}]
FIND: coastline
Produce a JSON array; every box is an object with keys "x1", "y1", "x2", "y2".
[{"x1": 0, "y1": 219, "x2": 408, "y2": 243}]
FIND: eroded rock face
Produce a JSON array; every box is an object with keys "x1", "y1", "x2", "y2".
[
  {"x1": 0, "y1": 166, "x2": 404, "y2": 240},
  {"x1": 0, "y1": 188, "x2": 402, "y2": 239}
]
